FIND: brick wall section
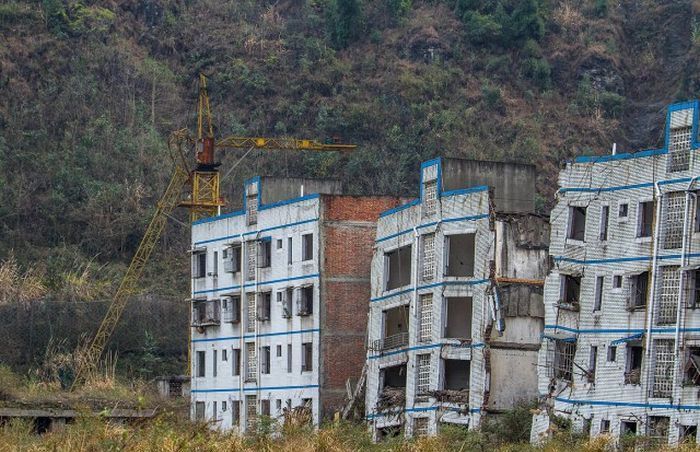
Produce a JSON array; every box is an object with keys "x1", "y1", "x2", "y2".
[{"x1": 318, "y1": 195, "x2": 405, "y2": 419}]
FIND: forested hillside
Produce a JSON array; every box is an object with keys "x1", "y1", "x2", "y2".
[{"x1": 1, "y1": 0, "x2": 699, "y2": 303}]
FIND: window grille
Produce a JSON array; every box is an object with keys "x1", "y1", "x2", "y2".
[
  {"x1": 247, "y1": 194, "x2": 258, "y2": 225},
  {"x1": 246, "y1": 342, "x2": 257, "y2": 382},
  {"x1": 657, "y1": 266, "x2": 680, "y2": 325},
  {"x1": 416, "y1": 354, "x2": 431, "y2": 395},
  {"x1": 422, "y1": 234, "x2": 435, "y2": 282},
  {"x1": 651, "y1": 339, "x2": 674, "y2": 398},
  {"x1": 423, "y1": 181, "x2": 437, "y2": 217},
  {"x1": 246, "y1": 241, "x2": 256, "y2": 280},
  {"x1": 413, "y1": 417, "x2": 429, "y2": 437},
  {"x1": 419, "y1": 294, "x2": 433, "y2": 343},
  {"x1": 545, "y1": 338, "x2": 576, "y2": 381},
  {"x1": 663, "y1": 192, "x2": 686, "y2": 249},
  {"x1": 667, "y1": 127, "x2": 692, "y2": 172},
  {"x1": 246, "y1": 293, "x2": 256, "y2": 333},
  {"x1": 245, "y1": 395, "x2": 257, "y2": 430}
]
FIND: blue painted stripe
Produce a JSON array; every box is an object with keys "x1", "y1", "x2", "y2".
[
  {"x1": 379, "y1": 199, "x2": 420, "y2": 218},
  {"x1": 544, "y1": 325, "x2": 700, "y2": 335},
  {"x1": 555, "y1": 396, "x2": 700, "y2": 411},
  {"x1": 370, "y1": 279, "x2": 490, "y2": 303},
  {"x1": 192, "y1": 192, "x2": 319, "y2": 226},
  {"x1": 193, "y1": 218, "x2": 318, "y2": 246},
  {"x1": 610, "y1": 332, "x2": 644, "y2": 346},
  {"x1": 259, "y1": 193, "x2": 319, "y2": 211},
  {"x1": 192, "y1": 384, "x2": 319, "y2": 394},
  {"x1": 192, "y1": 328, "x2": 320, "y2": 343},
  {"x1": 573, "y1": 149, "x2": 666, "y2": 164},
  {"x1": 375, "y1": 213, "x2": 489, "y2": 243},
  {"x1": 441, "y1": 185, "x2": 489, "y2": 198},
  {"x1": 366, "y1": 405, "x2": 481, "y2": 419},
  {"x1": 192, "y1": 273, "x2": 319, "y2": 295},
  {"x1": 554, "y1": 251, "x2": 700, "y2": 265},
  {"x1": 368, "y1": 342, "x2": 486, "y2": 360},
  {"x1": 559, "y1": 176, "x2": 693, "y2": 194}
]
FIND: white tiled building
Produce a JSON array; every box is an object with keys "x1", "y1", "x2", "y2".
[
  {"x1": 531, "y1": 101, "x2": 700, "y2": 446},
  {"x1": 365, "y1": 158, "x2": 549, "y2": 439},
  {"x1": 189, "y1": 176, "x2": 402, "y2": 431}
]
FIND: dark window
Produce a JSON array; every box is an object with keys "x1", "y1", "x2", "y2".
[
  {"x1": 222, "y1": 349, "x2": 227, "y2": 362},
  {"x1": 261, "y1": 346, "x2": 270, "y2": 374},
  {"x1": 607, "y1": 345, "x2": 617, "y2": 362},
  {"x1": 629, "y1": 272, "x2": 649, "y2": 310},
  {"x1": 258, "y1": 291, "x2": 271, "y2": 321},
  {"x1": 287, "y1": 344, "x2": 292, "y2": 373},
  {"x1": 261, "y1": 399, "x2": 270, "y2": 416},
  {"x1": 302, "y1": 342, "x2": 312, "y2": 372},
  {"x1": 196, "y1": 351, "x2": 206, "y2": 377},
  {"x1": 223, "y1": 245, "x2": 241, "y2": 273},
  {"x1": 444, "y1": 297, "x2": 472, "y2": 339},
  {"x1": 613, "y1": 275, "x2": 622, "y2": 289},
  {"x1": 637, "y1": 201, "x2": 654, "y2": 237},
  {"x1": 385, "y1": 245, "x2": 412, "y2": 290},
  {"x1": 685, "y1": 346, "x2": 700, "y2": 385},
  {"x1": 593, "y1": 276, "x2": 604, "y2": 311},
  {"x1": 277, "y1": 239, "x2": 283, "y2": 249},
  {"x1": 283, "y1": 287, "x2": 293, "y2": 318},
  {"x1": 213, "y1": 350, "x2": 217, "y2": 377},
  {"x1": 600, "y1": 205, "x2": 609, "y2": 241},
  {"x1": 587, "y1": 346, "x2": 597, "y2": 383},
  {"x1": 276, "y1": 345, "x2": 282, "y2": 357},
  {"x1": 232, "y1": 401, "x2": 240, "y2": 423},
  {"x1": 381, "y1": 364, "x2": 407, "y2": 389},
  {"x1": 302, "y1": 233, "x2": 313, "y2": 261},
  {"x1": 568, "y1": 206, "x2": 587, "y2": 241},
  {"x1": 443, "y1": 359, "x2": 470, "y2": 390},
  {"x1": 287, "y1": 237, "x2": 293, "y2": 264},
  {"x1": 444, "y1": 234, "x2": 476, "y2": 277},
  {"x1": 232, "y1": 348, "x2": 240, "y2": 376},
  {"x1": 687, "y1": 270, "x2": 700, "y2": 309},
  {"x1": 680, "y1": 425, "x2": 697, "y2": 443},
  {"x1": 194, "y1": 251, "x2": 206, "y2": 278},
  {"x1": 195, "y1": 401, "x2": 205, "y2": 420},
  {"x1": 619, "y1": 203, "x2": 629, "y2": 218},
  {"x1": 299, "y1": 286, "x2": 313, "y2": 316},
  {"x1": 600, "y1": 419, "x2": 610, "y2": 433},
  {"x1": 377, "y1": 305, "x2": 409, "y2": 351},
  {"x1": 561, "y1": 275, "x2": 581, "y2": 308},
  {"x1": 624, "y1": 344, "x2": 643, "y2": 385},
  {"x1": 258, "y1": 239, "x2": 271, "y2": 268},
  {"x1": 554, "y1": 341, "x2": 576, "y2": 381}
]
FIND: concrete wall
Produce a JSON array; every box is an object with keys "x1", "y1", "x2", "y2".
[
  {"x1": 441, "y1": 159, "x2": 536, "y2": 214},
  {"x1": 260, "y1": 177, "x2": 342, "y2": 205}
]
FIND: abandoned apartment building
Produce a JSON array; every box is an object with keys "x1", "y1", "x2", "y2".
[
  {"x1": 531, "y1": 101, "x2": 700, "y2": 446},
  {"x1": 365, "y1": 157, "x2": 550, "y2": 439},
  {"x1": 189, "y1": 176, "x2": 403, "y2": 431}
]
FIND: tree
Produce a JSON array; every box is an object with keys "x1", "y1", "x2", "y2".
[{"x1": 326, "y1": 0, "x2": 363, "y2": 49}]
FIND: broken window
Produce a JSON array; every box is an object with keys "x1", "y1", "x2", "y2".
[
  {"x1": 246, "y1": 193, "x2": 258, "y2": 225},
  {"x1": 416, "y1": 354, "x2": 431, "y2": 395},
  {"x1": 257, "y1": 291, "x2": 271, "y2": 321},
  {"x1": 444, "y1": 233, "x2": 475, "y2": 277},
  {"x1": 377, "y1": 425, "x2": 403, "y2": 441},
  {"x1": 246, "y1": 293, "x2": 256, "y2": 333},
  {"x1": 443, "y1": 359, "x2": 470, "y2": 391},
  {"x1": 413, "y1": 417, "x2": 429, "y2": 437},
  {"x1": 587, "y1": 346, "x2": 597, "y2": 383},
  {"x1": 652, "y1": 339, "x2": 674, "y2": 398},
  {"x1": 684, "y1": 346, "x2": 700, "y2": 385},
  {"x1": 607, "y1": 345, "x2": 617, "y2": 362},
  {"x1": 628, "y1": 271, "x2": 649, "y2": 310},
  {"x1": 648, "y1": 416, "x2": 670, "y2": 444},
  {"x1": 195, "y1": 401, "x2": 205, "y2": 420},
  {"x1": 568, "y1": 206, "x2": 587, "y2": 241},
  {"x1": 444, "y1": 297, "x2": 472, "y2": 340},
  {"x1": 422, "y1": 179, "x2": 438, "y2": 217},
  {"x1": 385, "y1": 244, "x2": 412, "y2": 290},
  {"x1": 245, "y1": 395, "x2": 257, "y2": 430},
  {"x1": 593, "y1": 276, "x2": 604, "y2": 311},
  {"x1": 260, "y1": 399, "x2": 270, "y2": 417},
  {"x1": 686, "y1": 270, "x2": 700, "y2": 309},
  {"x1": 421, "y1": 233, "x2": 436, "y2": 282},
  {"x1": 664, "y1": 192, "x2": 686, "y2": 249},
  {"x1": 418, "y1": 294, "x2": 433, "y2": 343},
  {"x1": 192, "y1": 299, "x2": 220, "y2": 326},
  {"x1": 667, "y1": 126, "x2": 692, "y2": 172},
  {"x1": 302, "y1": 233, "x2": 313, "y2": 261},
  {"x1": 378, "y1": 364, "x2": 407, "y2": 410},
  {"x1": 196, "y1": 351, "x2": 206, "y2": 378},
  {"x1": 599, "y1": 205, "x2": 609, "y2": 241},
  {"x1": 382, "y1": 364, "x2": 407, "y2": 389},
  {"x1": 298, "y1": 285, "x2": 313, "y2": 316},
  {"x1": 548, "y1": 339, "x2": 576, "y2": 381},
  {"x1": 613, "y1": 275, "x2": 622, "y2": 289},
  {"x1": 246, "y1": 241, "x2": 256, "y2": 280},
  {"x1": 560, "y1": 275, "x2": 581, "y2": 309},
  {"x1": 222, "y1": 296, "x2": 240, "y2": 323},
  {"x1": 378, "y1": 304, "x2": 409, "y2": 351},
  {"x1": 302, "y1": 342, "x2": 313, "y2": 372},
  {"x1": 620, "y1": 420, "x2": 637, "y2": 436},
  {"x1": 600, "y1": 419, "x2": 610, "y2": 434},
  {"x1": 258, "y1": 238, "x2": 271, "y2": 268},
  {"x1": 232, "y1": 348, "x2": 240, "y2": 376},
  {"x1": 624, "y1": 343, "x2": 643, "y2": 385},
  {"x1": 261, "y1": 346, "x2": 270, "y2": 374},
  {"x1": 657, "y1": 266, "x2": 680, "y2": 324},
  {"x1": 193, "y1": 251, "x2": 207, "y2": 278},
  {"x1": 223, "y1": 245, "x2": 241, "y2": 273},
  {"x1": 637, "y1": 201, "x2": 655, "y2": 238},
  {"x1": 246, "y1": 342, "x2": 257, "y2": 382},
  {"x1": 283, "y1": 287, "x2": 293, "y2": 318},
  {"x1": 680, "y1": 424, "x2": 697, "y2": 444}
]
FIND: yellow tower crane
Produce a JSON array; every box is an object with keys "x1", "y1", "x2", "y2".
[{"x1": 70, "y1": 74, "x2": 356, "y2": 389}]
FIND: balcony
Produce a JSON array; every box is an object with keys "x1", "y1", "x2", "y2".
[
  {"x1": 191, "y1": 299, "x2": 220, "y2": 327},
  {"x1": 371, "y1": 332, "x2": 409, "y2": 352}
]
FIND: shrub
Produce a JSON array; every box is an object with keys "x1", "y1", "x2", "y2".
[
  {"x1": 326, "y1": 0, "x2": 363, "y2": 49},
  {"x1": 521, "y1": 57, "x2": 551, "y2": 90},
  {"x1": 481, "y1": 83, "x2": 504, "y2": 112}
]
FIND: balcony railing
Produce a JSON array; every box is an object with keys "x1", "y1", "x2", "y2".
[{"x1": 371, "y1": 332, "x2": 409, "y2": 352}]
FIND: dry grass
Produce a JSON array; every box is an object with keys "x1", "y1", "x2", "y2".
[{"x1": 0, "y1": 253, "x2": 46, "y2": 306}]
